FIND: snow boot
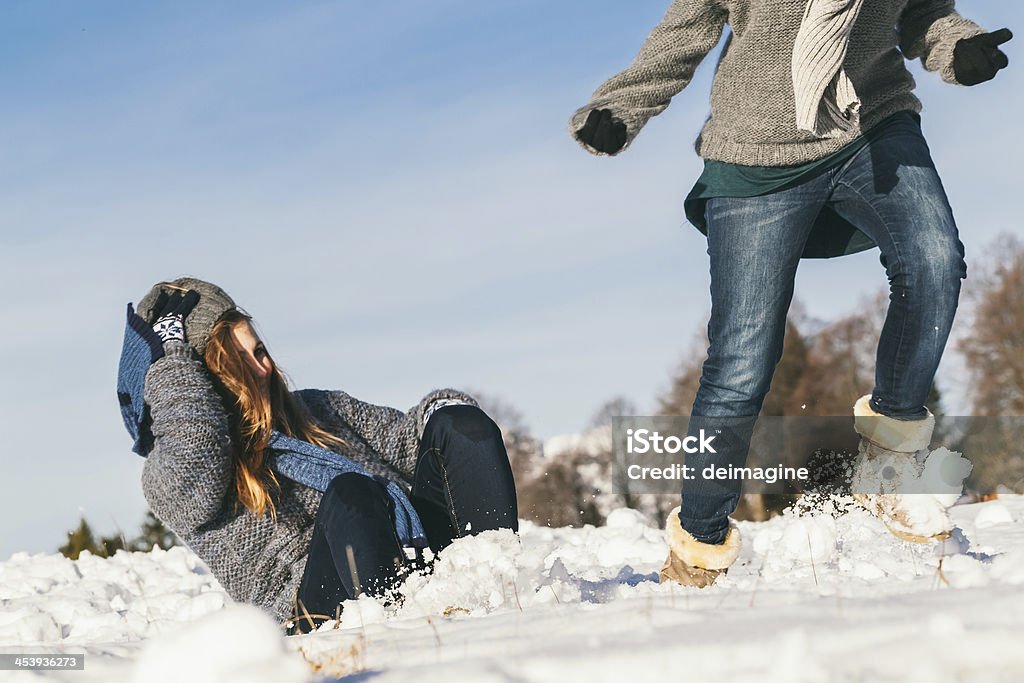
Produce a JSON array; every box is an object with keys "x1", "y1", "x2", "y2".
[
  {"x1": 659, "y1": 507, "x2": 740, "y2": 587},
  {"x1": 851, "y1": 395, "x2": 964, "y2": 543}
]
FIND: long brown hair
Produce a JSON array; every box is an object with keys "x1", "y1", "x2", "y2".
[{"x1": 204, "y1": 310, "x2": 345, "y2": 520}]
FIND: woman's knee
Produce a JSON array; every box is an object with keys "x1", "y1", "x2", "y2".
[
  {"x1": 888, "y1": 236, "x2": 967, "y2": 295},
  {"x1": 696, "y1": 330, "x2": 785, "y2": 414},
  {"x1": 418, "y1": 406, "x2": 512, "y2": 483},
  {"x1": 324, "y1": 473, "x2": 388, "y2": 508},
  {"x1": 426, "y1": 405, "x2": 502, "y2": 443},
  {"x1": 933, "y1": 250, "x2": 968, "y2": 296}
]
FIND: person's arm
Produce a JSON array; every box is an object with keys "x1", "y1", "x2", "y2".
[
  {"x1": 141, "y1": 341, "x2": 236, "y2": 537},
  {"x1": 898, "y1": 0, "x2": 1005, "y2": 85},
  {"x1": 569, "y1": 0, "x2": 728, "y2": 156},
  {"x1": 296, "y1": 388, "x2": 478, "y2": 477}
]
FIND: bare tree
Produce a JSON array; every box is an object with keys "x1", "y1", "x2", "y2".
[
  {"x1": 473, "y1": 392, "x2": 544, "y2": 487},
  {"x1": 659, "y1": 315, "x2": 814, "y2": 417},
  {"x1": 955, "y1": 235, "x2": 1024, "y2": 494},
  {"x1": 958, "y1": 235, "x2": 1024, "y2": 416},
  {"x1": 791, "y1": 292, "x2": 885, "y2": 416}
]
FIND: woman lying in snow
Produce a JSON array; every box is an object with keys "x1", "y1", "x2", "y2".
[
  {"x1": 117, "y1": 277, "x2": 518, "y2": 633},
  {"x1": 570, "y1": 0, "x2": 1010, "y2": 584}
]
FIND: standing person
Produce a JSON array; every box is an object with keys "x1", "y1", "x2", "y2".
[
  {"x1": 117, "y1": 277, "x2": 518, "y2": 632},
  {"x1": 569, "y1": 1, "x2": 1011, "y2": 585}
]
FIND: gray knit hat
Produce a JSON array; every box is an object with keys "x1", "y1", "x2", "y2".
[{"x1": 137, "y1": 277, "x2": 237, "y2": 356}]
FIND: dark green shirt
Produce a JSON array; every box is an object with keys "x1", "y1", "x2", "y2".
[{"x1": 684, "y1": 111, "x2": 921, "y2": 259}]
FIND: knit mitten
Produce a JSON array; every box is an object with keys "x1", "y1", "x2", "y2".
[
  {"x1": 574, "y1": 109, "x2": 628, "y2": 155},
  {"x1": 851, "y1": 395, "x2": 969, "y2": 543},
  {"x1": 953, "y1": 29, "x2": 1012, "y2": 86},
  {"x1": 659, "y1": 508, "x2": 740, "y2": 587}
]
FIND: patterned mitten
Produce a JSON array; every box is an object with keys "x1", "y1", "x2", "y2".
[{"x1": 150, "y1": 290, "x2": 200, "y2": 344}]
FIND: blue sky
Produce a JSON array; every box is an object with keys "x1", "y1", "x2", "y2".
[{"x1": 1, "y1": 1, "x2": 1020, "y2": 559}]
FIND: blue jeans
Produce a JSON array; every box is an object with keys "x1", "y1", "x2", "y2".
[{"x1": 680, "y1": 116, "x2": 967, "y2": 544}]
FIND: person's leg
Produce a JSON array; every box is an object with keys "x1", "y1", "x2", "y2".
[
  {"x1": 410, "y1": 405, "x2": 518, "y2": 554},
  {"x1": 680, "y1": 182, "x2": 828, "y2": 544},
  {"x1": 295, "y1": 473, "x2": 405, "y2": 631},
  {"x1": 828, "y1": 116, "x2": 967, "y2": 419}
]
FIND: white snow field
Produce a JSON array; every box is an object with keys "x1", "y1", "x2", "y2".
[{"x1": 3, "y1": 497, "x2": 1024, "y2": 682}]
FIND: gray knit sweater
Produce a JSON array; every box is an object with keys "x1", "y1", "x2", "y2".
[
  {"x1": 571, "y1": 0, "x2": 984, "y2": 166},
  {"x1": 141, "y1": 341, "x2": 477, "y2": 623}
]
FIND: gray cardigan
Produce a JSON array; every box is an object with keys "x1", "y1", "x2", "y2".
[
  {"x1": 141, "y1": 341, "x2": 476, "y2": 622},
  {"x1": 571, "y1": 0, "x2": 985, "y2": 166}
]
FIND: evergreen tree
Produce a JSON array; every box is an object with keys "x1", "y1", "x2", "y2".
[
  {"x1": 59, "y1": 510, "x2": 176, "y2": 559},
  {"x1": 130, "y1": 510, "x2": 178, "y2": 552},
  {"x1": 58, "y1": 517, "x2": 126, "y2": 560},
  {"x1": 59, "y1": 518, "x2": 101, "y2": 561}
]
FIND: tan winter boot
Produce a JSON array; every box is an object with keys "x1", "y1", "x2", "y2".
[
  {"x1": 659, "y1": 507, "x2": 740, "y2": 587},
  {"x1": 852, "y1": 395, "x2": 964, "y2": 543}
]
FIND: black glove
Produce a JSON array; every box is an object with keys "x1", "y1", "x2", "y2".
[
  {"x1": 576, "y1": 108, "x2": 628, "y2": 155},
  {"x1": 150, "y1": 289, "x2": 200, "y2": 344},
  {"x1": 953, "y1": 28, "x2": 1012, "y2": 86}
]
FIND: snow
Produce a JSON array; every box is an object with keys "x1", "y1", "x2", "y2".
[
  {"x1": 542, "y1": 425, "x2": 612, "y2": 460},
  {"x1": 850, "y1": 448, "x2": 975, "y2": 539},
  {"x1": 3, "y1": 497, "x2": 1024, "y2": 682},
  {"x1": 128, "y1": 605, "x2": 308, "y2": 683}
]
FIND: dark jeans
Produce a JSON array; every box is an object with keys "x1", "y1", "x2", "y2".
[
  {"x1": 680, "y1": 116, "x2": 967, "y2": 544},
  {"x1": 294, "y1": 405, "x2": 517, "y2": 629}
]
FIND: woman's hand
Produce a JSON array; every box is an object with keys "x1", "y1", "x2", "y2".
[
  {"x1": 575, "y1": 109, "x2": 628, "y2": 155},
  {"x1": 954, "y1": 28, "x2": 1012, "y2": 86},
  {"x1": 117, "y1": 289, "x2": 199, "y2": 456},
  {"x1": 150, "y1": 290, "x2": 200, "y2": 344}
]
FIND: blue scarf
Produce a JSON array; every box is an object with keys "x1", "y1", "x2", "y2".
[
  {"x1": 116, "y1": 309, "x2": 427, "y2": 548},
  {"x1": 118, "y1": 304, "x2": 164, "y2": 456},
  {"x1": 269, "y1": 434, "x2": 426, "y2": 548}
]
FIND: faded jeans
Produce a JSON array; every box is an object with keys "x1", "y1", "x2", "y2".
[{"x1": 680, "y1": 116, "x2": 967, "y2": 544}]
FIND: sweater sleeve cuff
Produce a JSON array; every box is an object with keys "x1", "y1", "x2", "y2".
[
  {"x1": 161, "y1": 340, "x2": 196, "y2": 360},
  {"x1": 567, "y1": 102, "x2": 647, "y2": 157},
  {"x1": 931, "y1": 17, "x2": 986, "y2": 85},
  {"x1": 144, "y1": 340, "x2": 200, "y2": 398}
]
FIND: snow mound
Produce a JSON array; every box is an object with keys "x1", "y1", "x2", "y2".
[
  {"x1": 342, "y1": 515, "x2": 669, "y2": 627},
  {"x1": 129, "y1": 605, "x2": 308, "y2": 683},
  {"x1": 975, "y1": 502, "x2": 1014, "y2": 529},
  {"x1": 0, "y1": 546, "x2": 226, "y2": 646}
]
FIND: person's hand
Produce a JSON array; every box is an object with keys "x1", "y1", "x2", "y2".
[
  {"x1": 576, "y1": 108, "x2": 628, "y2": 154},
  {"x1": 150, "y1": 290, "x2": 200, "y2": 344},
  {"x1": 954, "y1": 28, "x2": 1012, "y2": 86}
]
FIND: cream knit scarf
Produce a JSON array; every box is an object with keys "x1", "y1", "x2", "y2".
[{"x1": 792, "y1": 0, "x2": 866, "y2": 138}]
